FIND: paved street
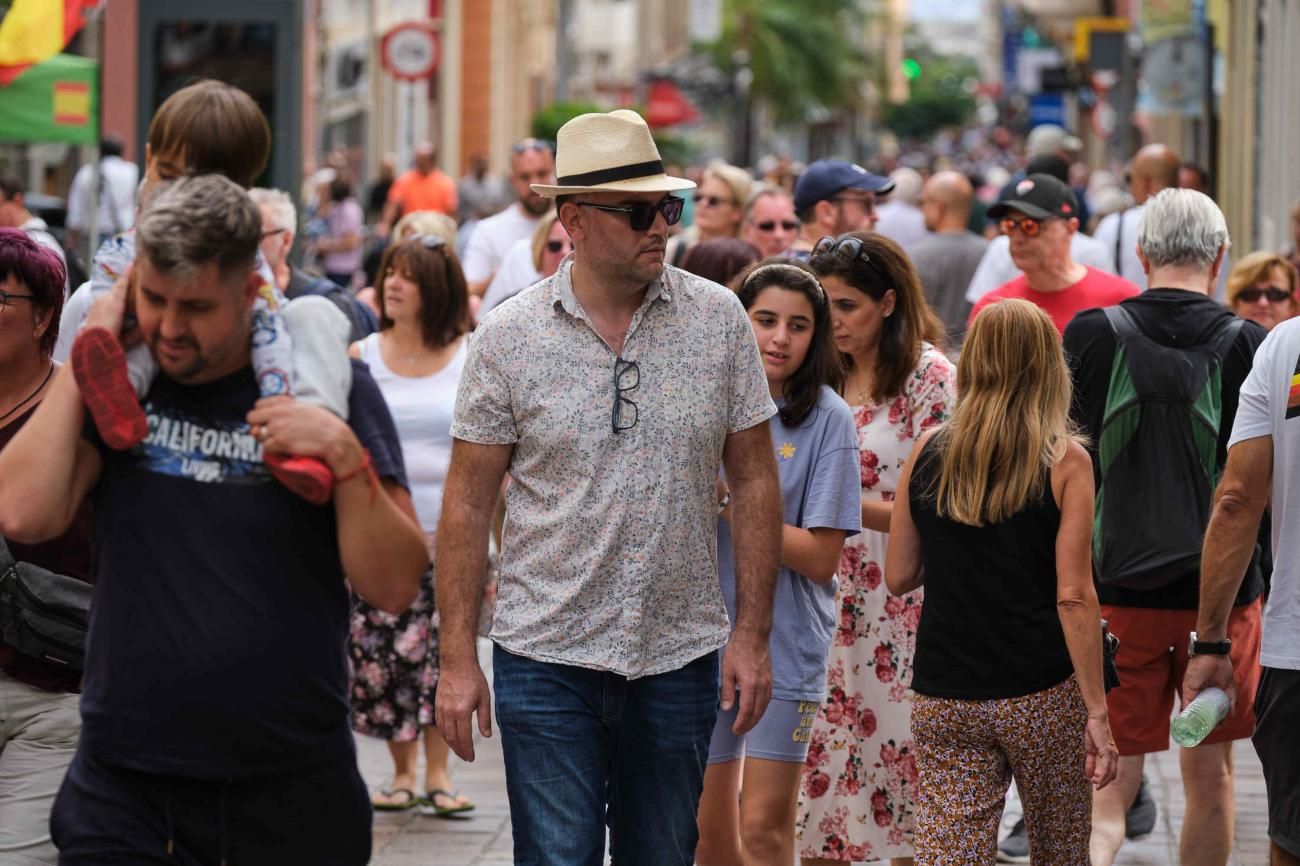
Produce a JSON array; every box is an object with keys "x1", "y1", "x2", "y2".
[{"x1": 361, "y1": 647, "x2": 1271, "y2": 866}]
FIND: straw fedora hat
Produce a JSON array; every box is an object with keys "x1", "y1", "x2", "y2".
[{"x1": 531, "y1": 109, "x2": 696, "y2": 197}]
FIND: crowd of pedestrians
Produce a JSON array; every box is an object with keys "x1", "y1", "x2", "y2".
[{"x1": 0, "y1": 81, "x2": 1297, "y2": 866}]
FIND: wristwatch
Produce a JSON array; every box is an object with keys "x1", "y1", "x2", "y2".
[{"x1": 1188, "y1": 631, "x2": 1232, "y2": 658}]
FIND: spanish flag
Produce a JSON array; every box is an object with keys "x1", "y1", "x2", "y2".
[{"x1": 0, "y1": 0, "x2": 100, "y2": 87}]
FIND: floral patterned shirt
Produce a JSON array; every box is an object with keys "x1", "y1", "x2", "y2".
[{"x1": 451, "y1": 259, "x2": 777, "y2": 678}]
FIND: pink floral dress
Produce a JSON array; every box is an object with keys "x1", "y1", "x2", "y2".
[{"x1": 796, "y1": 344, "x2": 955, "y2": 862}]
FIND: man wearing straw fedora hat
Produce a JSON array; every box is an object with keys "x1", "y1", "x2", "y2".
[{"x1": 435, "y1": 109, "x2": 782, "y2": 865}]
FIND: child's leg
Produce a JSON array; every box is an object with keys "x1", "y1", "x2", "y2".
[
  {"x1": 250, "y1": 290, "x2": 345, "y2": 506},
  {"x1": 72, "y1": 232, "x2": 152, "y2": 450},
  {"x1": 281, "y1": 296, "x2": 353, "y2": 421}
]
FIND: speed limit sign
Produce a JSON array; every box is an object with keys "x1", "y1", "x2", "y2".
[{"x1": 381, "y1": 22, "x2": 440, "y2": 81}]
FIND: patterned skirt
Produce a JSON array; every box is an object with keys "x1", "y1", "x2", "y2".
[{"x1": 348, "y1": 568, "x2": 439, "y2": 742}]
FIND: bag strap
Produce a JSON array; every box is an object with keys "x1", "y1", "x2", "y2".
[
  {"x1": 0, "y1": 534, "x2": 14, "y2": 571},
  {"x1": 1113, "y1": 209, "x2": 1124, "y2": 274},
  {"x1": 1206, "y1": 315, "x2": 1246, "y2": 362},
  {"x1": 1102, "y1": 303, "x2": 1141, "y2": 341}
]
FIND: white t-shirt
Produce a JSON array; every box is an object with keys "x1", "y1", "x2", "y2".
[
  {"x1": 357, "y1": 332, "x2": 467, "y2": 533},
  {"x1": 965, "y1": 232, "x2": 1115, "y2": 304},
  {"x1": 477, "y1": 238, "x2": 541, "y2": 322},
  {"x1": 52, "y1": 281, "x2": 93, "y2": 363},
  {"x1": 66, "y1": 156, "x2": 138, "y2": 235},
  {"x1": 461, "y1": 202, "x2": 540, "y2": 285},
  {"x1": 1229, "y1": 317, "x2": 1300, "y2": 670}
]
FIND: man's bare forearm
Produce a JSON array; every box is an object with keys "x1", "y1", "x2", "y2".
[
  {"x1": 1197, "y1": 491, "x2": 1266, "y2": 640},
  {"x1": 435, "y1": 500, "x2": 493, "y2": 665},
  {"x1": 729, "y1": 469, "x2": 781, "y2": 636}
]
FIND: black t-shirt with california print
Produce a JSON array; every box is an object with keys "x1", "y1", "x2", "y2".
[
  {"x1": 1063, "y1": 289, "x2": 1267, "y2": 610},
  {"x1": 80, "y1": 360, "x2": 406, "y2": 780}
]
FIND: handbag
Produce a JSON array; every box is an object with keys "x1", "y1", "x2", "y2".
[
  {"x1": 0, "y1": 536, "x2": 92, "y2": 670},
  {"x1": 1102, "y1": 619, "x2": 1121, "y2": 693}
]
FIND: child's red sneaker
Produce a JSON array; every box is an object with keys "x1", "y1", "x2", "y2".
[
  {"x1": 70, "y1": 328, "x2": 148, "y2": 450},
  {"x1": 263, "y1": 451, "x2": 334, "y2": 505}
]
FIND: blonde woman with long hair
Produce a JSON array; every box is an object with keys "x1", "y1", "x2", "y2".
[{"x1": 885, "y1": 299, "x2": 1118, "y2": 865}]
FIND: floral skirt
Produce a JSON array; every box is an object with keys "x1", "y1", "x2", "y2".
[{"x1": 348, "y1": 568, "x2": 438, "y2": 742}]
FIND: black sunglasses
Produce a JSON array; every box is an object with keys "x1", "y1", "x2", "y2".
[
  {"x1": 754, "y1": 219, "x2": 799, "y2": 232},
  {"x1": 812, "y1": 235, "x2": 889, "y2": 283},
  {"x1": 612, "y1": 357, "x2": 639, "y2": 433},
  {"x1": 694, "y1": 193, "x2": 735, "y2": 208},
  {"x1": 545, "y1": 239, "x2": 571, "y2": 254},
  {"x1": 1237, "y1": 287, "x2": 1292, "y2": 303},
  {"x1": 577, "y1": 196, "x2": 684, "y2": 232}
]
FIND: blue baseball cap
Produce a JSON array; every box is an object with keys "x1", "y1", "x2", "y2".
[{"x1": 794, "y1": 159, "x2": 895, "y2": 213}]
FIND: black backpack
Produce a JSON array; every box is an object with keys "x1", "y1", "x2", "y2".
[{"x1": 1092, "y1": 305, "x2": 1245, "y2": 591}]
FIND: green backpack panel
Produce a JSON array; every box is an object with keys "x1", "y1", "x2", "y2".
[{"x1": 1093, "y1": 305, "x2": 1244, "y2": 591}]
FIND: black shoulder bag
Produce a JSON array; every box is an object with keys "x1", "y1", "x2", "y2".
[{"x1": 0, "y1": 536, "x2": 92, "y2": 670}]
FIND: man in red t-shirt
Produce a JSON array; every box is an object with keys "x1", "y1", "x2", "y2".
[
  {"x1": 378, "y1": 141, "x2": 459, "y2": 236},
  {"x1": 969, "y1": 174, "x2": 1139, "y2": 334}
]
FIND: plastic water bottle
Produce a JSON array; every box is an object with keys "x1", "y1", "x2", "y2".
[{"x1": 1170, "y1": 687, "x2": 1231, "y2": 747}]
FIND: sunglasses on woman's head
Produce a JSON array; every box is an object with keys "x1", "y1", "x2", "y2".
[
  {"x1": 576, "y1": 196, "x2": 684, "y2": 232},
  {"x1": 1238, "y1": 287, "x2": 1292, "y2": 303},
  {"x1": 812, "y1": 235, "x2": 889, "y2": 284}
]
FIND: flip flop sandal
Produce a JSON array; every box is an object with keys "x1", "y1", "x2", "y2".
[
  {"x1": 372, "y1": 787, "x2": 420, "y2": 811},
  {"x1": 420, "y1": 788, "x2": 475, "y2": 817}
]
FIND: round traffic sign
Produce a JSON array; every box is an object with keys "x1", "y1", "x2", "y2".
[{"x1": 381, "y1": 22, "x2": 440, "y2": 81}]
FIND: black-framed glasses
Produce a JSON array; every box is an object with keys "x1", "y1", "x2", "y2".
[
  {"x1": 612, "y1": 357, "x2": 639, "y2": 433},
  {"x1": 812, "y1": 235, "x2": 888, "y2": 283},
  {"x1": 1238, "y1": 286, "x2": 1292, "y2": 303},
  {"x1": 260, "y1": 227, "x2": 287, "y2": 240},
  {"x1": 694, "y1": 193, "x2": 735, "y2": 208},
  {"x1": 577, "y1": 196, "x2": 684, "y2": 232},
  {"x1": 754, "y1": 219, "x2": 799, "y2": 232},
  {"x1": 0, "y1": 289, "x2": 36, "y2": 309}
]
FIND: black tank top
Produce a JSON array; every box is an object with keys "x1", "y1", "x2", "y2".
[{"x1": 908, "y1": 437, "x2": 1074, "y2": 700}]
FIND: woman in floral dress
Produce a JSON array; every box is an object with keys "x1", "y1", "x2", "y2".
[
  {"x1": 347, "y1": 237, "x2": 474, "y2": 815},
  {"x1": 796, "y1": 233, "x2": 955, "y2": 865}
]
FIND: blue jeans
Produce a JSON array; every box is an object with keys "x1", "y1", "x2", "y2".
[{"x1": 493, "y1": 645, "x2": 720, "y2": 866}]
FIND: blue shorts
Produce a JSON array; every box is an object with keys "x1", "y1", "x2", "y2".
[{"x1": 707, "y1": 697, "x2": 818, "y2": 765}]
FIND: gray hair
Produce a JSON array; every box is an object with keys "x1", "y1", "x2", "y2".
[
  {"x1": 744, "y1": 183, "x2": 793, "y2": 221},
  {"x1": 248, "y1": 187, "x2": 297, "y2": 233},
  {"x1": 136, "y1": 175, "x2": 261, "y2": 282},
  {"x1": 1136, "y1": 188, "x2": 1230, "y2": 271}
]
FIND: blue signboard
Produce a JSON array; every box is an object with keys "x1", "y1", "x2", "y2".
[{"x1": 1028, "y1": 92, "x2": 1066, "y2": 127}]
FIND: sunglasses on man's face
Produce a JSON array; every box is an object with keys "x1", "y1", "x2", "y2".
[
  {"x1": 576, "y1": 196, "x2": 684, "y2": 232},
  {"x1": 754, "y1": 220, "x2": 799, "y2": 233},
  {"x1": 999, "y1": 216, "x2": 1048, "y2": 238},
  {"x1": 694, "y1": 194, "x2": 735, "y2": 208},
  {"x1": 1238, "y1": 287, "x2": 1292, "y2": 304}
]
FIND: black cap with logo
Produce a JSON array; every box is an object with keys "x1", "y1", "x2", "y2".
[{"x1": 987, "y1": 173, "x2": 1080, "y2": 221}]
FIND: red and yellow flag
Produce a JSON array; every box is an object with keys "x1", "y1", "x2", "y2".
[{"x1": 0, "y1": 0, "x2": 100, "y2": 87}]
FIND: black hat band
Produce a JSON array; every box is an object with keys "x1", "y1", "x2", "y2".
[{"x1": 557, "y1": 159, "x2": 665, "y2": 187}]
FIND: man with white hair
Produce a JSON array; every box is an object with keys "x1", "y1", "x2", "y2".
[
  {"x1": 1063, "y1": 189, "x2": 1268, "y2": 866},
  {"x1": 250, "y1": 188, "x2": 377, "y2": 342},
  {"x1": 874, "y1": 166, "x2": 928, "y2": 247}
]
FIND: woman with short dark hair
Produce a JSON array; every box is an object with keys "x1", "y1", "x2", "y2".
[{"x1": 0, "y1": 227, "x2": 92, "y2": 863}]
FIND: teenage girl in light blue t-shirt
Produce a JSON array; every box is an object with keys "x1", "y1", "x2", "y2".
[{"x1": 696, "y1": 259, "x2": 863, "y2": 866}]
